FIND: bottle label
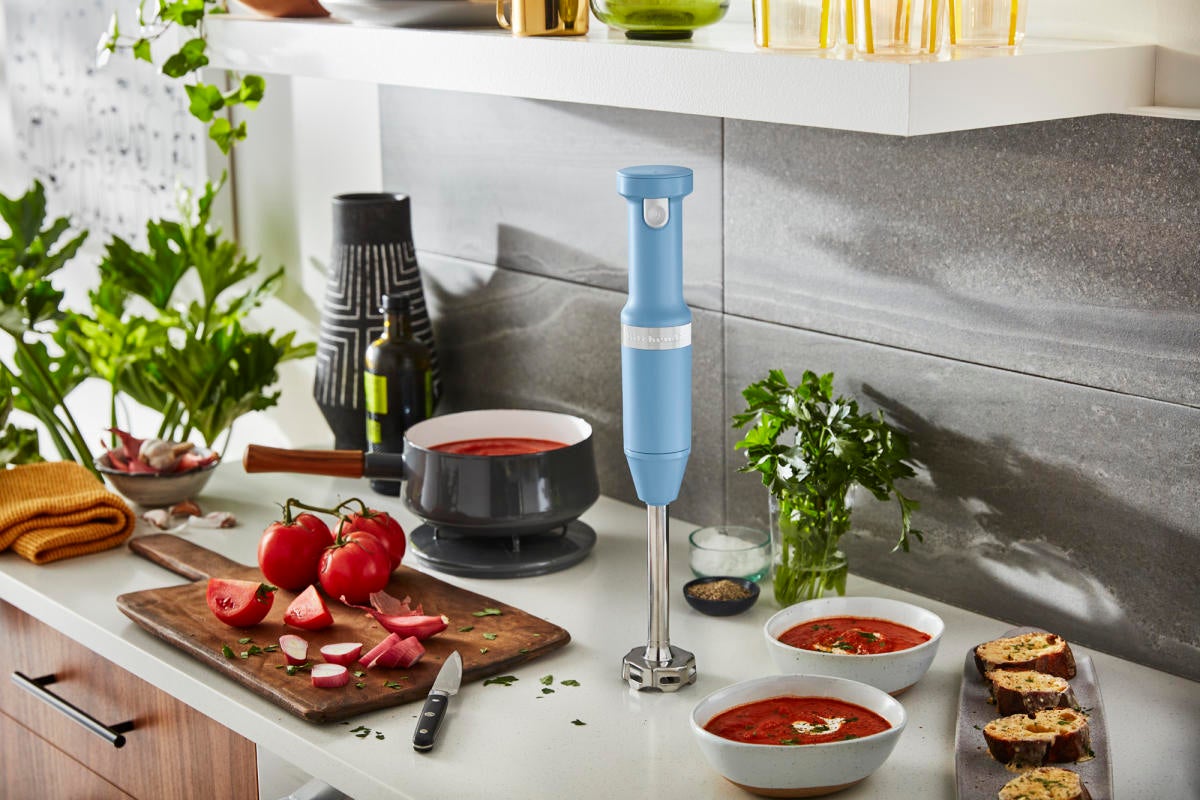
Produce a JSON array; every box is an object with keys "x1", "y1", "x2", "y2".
[
  {"x1": 366, "y1": 418, "x2": 382, "y2": 445},
  {"x1": 364, "y1": 371, "x2": 388, "y2": 415}
]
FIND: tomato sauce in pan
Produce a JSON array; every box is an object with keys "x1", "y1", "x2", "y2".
[
  {"x1": 779, "y1": 616, "x2": 931, "y2": 655},
  {"x1": 430, "y1": 437, "x2": 568, "y2": 456},
  {"x1": 704, "y1": 696, "x2": 891, "y2": 745}
]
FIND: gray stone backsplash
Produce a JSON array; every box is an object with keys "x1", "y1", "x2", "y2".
[
  {"x1": 725, "y1": 115, "x2": 1200, "y2": 408},
  {"x1": 381, "y1": 88, "x2": 724, "y2": 311},
  {"x1": 724, "y1": 317, "x2": 1200, "y2": 680},
  {"x1": 382, "y1": 87, "x2": 1199, "y2": 680},
  {"x1": 416, "y1": 252, "x2": 727, "y2": 528}
]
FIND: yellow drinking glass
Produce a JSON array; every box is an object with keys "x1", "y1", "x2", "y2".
[
  {"x1": 754, "y1": 0, "x2": 838, "y2": 51},
  {"x1": 948, "y1": 0, "x2": 1027, "y2": 48},
  {"x1": 851, "y1": 0, "x2": 947, "y2": 58}
]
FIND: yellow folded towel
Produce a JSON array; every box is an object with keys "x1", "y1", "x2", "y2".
[{"x1": 0, "y1": 462, "x2": 136, "y2": 564}]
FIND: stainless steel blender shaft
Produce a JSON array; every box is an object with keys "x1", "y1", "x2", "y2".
[
  {"x1": 621, "y1": 504, "x2": 697, "y2": 691},
  {"x1": 644, "y1": 504, "x2": 671, "y2": 663}
]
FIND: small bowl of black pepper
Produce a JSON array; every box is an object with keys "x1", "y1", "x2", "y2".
[{"x1": 683, "y1": 576, "x2": 760, "y2": 617}]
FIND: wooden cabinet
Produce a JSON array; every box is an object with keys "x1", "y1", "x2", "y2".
[{"x1": 0, "y1": 601, "x2": 258, "y2": 800}]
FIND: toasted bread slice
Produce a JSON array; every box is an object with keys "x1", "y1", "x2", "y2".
[
  {"x1": 983, "y1": 708, "x2": 1092, "y2": 766},
  {"x1": 998, "y1": 767, "x2": 1092, "y2": 800},
  {"x1": 986, "y1": 670, "x2": 1080, "y2": 716},
  {"x1": 975, "y1": 632, "x2": 1077, "y2": 679}
]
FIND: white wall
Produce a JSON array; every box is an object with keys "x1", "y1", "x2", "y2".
[
  {"x1": 1025, "y1": 0, "x2": 1200, "y2": 107},
  {"x1": 228, "y1": 75, "x2": 384, "y2": 448}
]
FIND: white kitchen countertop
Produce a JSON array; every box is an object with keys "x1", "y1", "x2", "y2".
[{"x1": 1, "y1": 463, "x2": 1196, "y2": 799}]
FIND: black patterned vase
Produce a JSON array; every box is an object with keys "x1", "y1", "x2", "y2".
[{"x1": 314, "y1": 193, "x2": 440, "y2": 450}]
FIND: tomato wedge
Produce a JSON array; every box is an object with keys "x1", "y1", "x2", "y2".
[
  {"x1": 284, "y1": 585, "x2": 334, "y2": 631},
  {"x1": 206, "y1": 578, "x2": 276, "y2": 627}
]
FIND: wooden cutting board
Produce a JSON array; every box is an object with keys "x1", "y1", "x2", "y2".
[{"x1": 116, "y1": 534, "x2": 570, "y2": 723}]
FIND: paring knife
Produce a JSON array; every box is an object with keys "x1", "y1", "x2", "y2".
[{"x1": 413, "y1": 650, "x2": 462, "y2": 752}]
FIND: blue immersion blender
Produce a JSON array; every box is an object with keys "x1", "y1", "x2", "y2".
[{"x1": 617, "y1": 165, "x2": 697, "y2": 692}]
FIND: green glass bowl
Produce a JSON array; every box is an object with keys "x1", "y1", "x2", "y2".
[{"x1": 590, "y1": 0, "x2": 730, "y2": 39}]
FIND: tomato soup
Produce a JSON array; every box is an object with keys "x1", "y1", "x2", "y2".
[
  {"x1": 705, "y1": 696, "x2": 890, "y2": 745},
  {"x1": 779, "y1": 616, "x2": 931, "y2": 655},
  {"x1": 430, "y1": 437, "x2": 567, "y2": 456}
]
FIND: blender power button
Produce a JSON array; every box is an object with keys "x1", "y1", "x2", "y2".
[{"x1": 642, "y1": 198, "x2": 669, "y2": 229}]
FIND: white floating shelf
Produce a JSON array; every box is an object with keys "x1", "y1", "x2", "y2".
[{"x1": 205, "y1": 15, "x2": 1154, "y2": 136}]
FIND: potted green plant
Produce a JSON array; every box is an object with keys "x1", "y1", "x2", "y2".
[
  {"x1": 70, "y1": 176, "x2": 315, "y2": 451},
  {"x1": 733, "y1": 369, "x2": 923, "y2": 606},
  {"x1": 0, "y1": 177, "x2": 313, "y2": 480},
  {"x1": 0, "y1": 181, "x2": 94, "y2": 471}
]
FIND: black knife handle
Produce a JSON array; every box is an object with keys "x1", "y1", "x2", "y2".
[{"x1": 413, "y1": 691, "x2": 450, "y2": 752}]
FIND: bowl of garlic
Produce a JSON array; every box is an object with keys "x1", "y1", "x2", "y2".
[{"x1": 95, "y1": 428, "x2": 220, "y2": 508}]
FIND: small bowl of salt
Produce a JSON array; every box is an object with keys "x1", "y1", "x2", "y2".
[
  {"x1": 688, "y1": 525, "x2": 771, "y2": 583},
  {"x1": 683, "y1": 576, "x2": 760, "y2": 616}
]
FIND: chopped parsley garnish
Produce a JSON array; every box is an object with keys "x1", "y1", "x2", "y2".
[
  {"x1": 384, "y1": 681, "x2": 405, "y2": 690},
  {"x1": 482, "y1": 632, "x2": 498, "y2": 641},
  {"x1": 222, "y1": 644, "x2": 235, "y2": 659},
  {"x1": 473, "y1": 608, "x2": 502, "y2": 617},
  {"x1": 856, "y1": 631, "x2": 880, "y2": 641},
  {"x1": 560, "y1": 679, "x2": 581, "y2": 687},
  {"x1": 484, "y1": 675, "x2": 518, "y2": 686},
  {"x1": 779, "y1": 737, "x2": 799, "y2": 745},
  {"x1": 542, "y1": 688, "x2": 555, "y2": 695},
  {"x1": 458, "y1": 625, "x2": 475, "y2": 633},
  {"x1": 571, "y1": 719, "x2": 586, "y2": 726},
  {"x1": 540, "y1": 675, "x2": 554, "y2": 685},
  {"x1": 238, "y1": 636, "x2": 253, "y2": 644}
]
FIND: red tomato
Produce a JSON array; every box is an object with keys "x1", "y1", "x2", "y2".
[
  {"x1": 341, "y1": 510, "x2": 406, "y2": 570},
  {"x1": 258, "y1": 512, "x2": 334, "y2": 591},
  {"x1": 206, "y1": 578, "x2": 276, "y2": 627},
  {"x1": 284, "y1": 585, "x2": 334, "y2": 631},
  {"x1": 318, "y1": 531, "x2": 392, "y2": 604}
]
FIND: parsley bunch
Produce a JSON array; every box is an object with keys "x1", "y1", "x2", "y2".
[{"x1": 733, "y1": 369, "x2": 923, "y2": 605}]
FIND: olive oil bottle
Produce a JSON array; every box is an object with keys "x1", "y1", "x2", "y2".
[{"x1": 363, "y1": 293, "x2": 433, "y2": 496}]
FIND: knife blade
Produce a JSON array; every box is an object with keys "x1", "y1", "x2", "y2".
[{"x1": 413, "y1": 650, "x2": 462, "y2": 752}]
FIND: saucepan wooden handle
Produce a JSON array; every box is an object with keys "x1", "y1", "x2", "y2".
[{"x1": 242, "y1": 445, "x2": 365, "y2": 479}]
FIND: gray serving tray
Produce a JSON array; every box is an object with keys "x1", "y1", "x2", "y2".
[{"x1": 955, "y1": 627, "x2": 1113, "y2": 800}]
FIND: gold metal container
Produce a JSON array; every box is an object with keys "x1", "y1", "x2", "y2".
[{"x1": 498, "y1": 0, "x2": 589, "y2": 35}]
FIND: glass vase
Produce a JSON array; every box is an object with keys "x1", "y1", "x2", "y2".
[{"x1": 768, "y1": 493, "x2": 851, "y2": 606}]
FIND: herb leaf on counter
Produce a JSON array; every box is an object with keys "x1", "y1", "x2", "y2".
[{"x1": 483, "y1": 675, "x2": 518, "y2": 687}]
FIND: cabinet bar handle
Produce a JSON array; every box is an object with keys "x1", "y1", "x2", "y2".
[{"x1": 11, "y1": 671, "x2": 135, "y2": 748}]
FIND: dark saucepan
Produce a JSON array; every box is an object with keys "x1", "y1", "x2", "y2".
[{"x1": 402, "y1": 409, "x2": 599, "y2": 537}]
